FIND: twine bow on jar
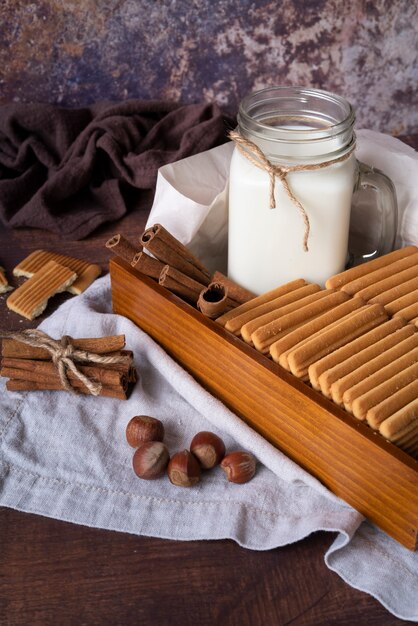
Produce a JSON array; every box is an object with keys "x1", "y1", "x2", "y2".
[{"x1": 228, "y1": 129, "x2": 356, "y2": 252}]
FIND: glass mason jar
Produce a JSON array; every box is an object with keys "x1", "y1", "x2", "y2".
[{"x1": 228, "y1": 86, "x2": 397, "y2": 294}]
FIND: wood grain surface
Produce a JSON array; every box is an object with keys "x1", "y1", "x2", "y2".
[{"x1": 1, "y1": 139, "x2": 417, "y2": 626}]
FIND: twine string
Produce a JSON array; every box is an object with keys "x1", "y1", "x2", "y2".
[
  {"x1": 0, "y1": 329, "x2": 131, "y2": 395},
  {"x1": 228, "y1": 129, "x2": 355, "y2": 252}
]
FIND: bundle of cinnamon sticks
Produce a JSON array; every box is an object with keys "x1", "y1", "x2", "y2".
[
  {"x1": 106, "y1": 225, "x2": 255, "y2": 318},
  {"x1": 1, "y1": 333, "x2": 136, "y2": 400}
]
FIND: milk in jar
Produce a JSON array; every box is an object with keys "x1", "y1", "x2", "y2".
[{"x1": 228, "y1": 87, "x2": 357, "y2": 294}]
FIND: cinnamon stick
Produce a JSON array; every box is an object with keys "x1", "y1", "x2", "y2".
[
  {"x1": 2, "y1": 365, "x2": 128, "y2": 397},
  {"x1": 6, "y1": 379, "x2": 128, "y2": 400},
  {"x1": 141, "y1": 224, "x2": 211, "y2": 285},
  {"x1": 131, "y1": 250, "x2": 165, "y2": 280},
  {"x1": 1, "y1": 335, "x2": 126, "y2": 360},
  {"x1": 1, "y1": 361, "x2": 126, "y2": 388},
  {"x1": 1, "y1": 354, "x2": 137, "y2": 384},
  {"x1": 211, "y1": 271, "x2": 255, "y2": 305},
  {"x1": 159, "y1": 265, "x2": 207, "y2": 305},
  {"x1": 119, "y1": 350, "x2": 136, "y2": 380},
  {"x1": 197, "y1": 283, "x2": 235, "y2": 319},
  {"x1": 92, "y1": 350, "x2": 136, "y2": 381},
  {"x1": 106, "y1": 234, "x2": 140, "y2": 264}
]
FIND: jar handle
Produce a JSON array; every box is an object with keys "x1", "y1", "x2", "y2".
[{"x1": 350, "y1": 161, "x2": 398, "y2": 265}]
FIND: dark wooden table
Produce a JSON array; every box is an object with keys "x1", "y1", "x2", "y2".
[{"x1": 1, "y1": 138, "x2": 416, "y2": 626}]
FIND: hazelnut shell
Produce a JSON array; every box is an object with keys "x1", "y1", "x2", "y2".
[
  {"x1": 190, "y1": 431, "x2": 226, "y2": 469},
  {"x1": 220, "y1": 451, "x2": 256, "y2": 484},
  {"x1": 132, "y1": 441, "x2": 169, "y2": 480},
  {"x1": 126, "y1": 415, "x2": 164, "y2": 447},
  {"x1": 167, "y1": 450, "x2": 201, "y2": 487}
]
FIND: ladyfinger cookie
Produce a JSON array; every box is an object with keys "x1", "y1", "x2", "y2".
[
  {"x1": 287, "y1": 303, "x2": 388, "y2": 379},
  {"x1": 308, "y1": 317, "x2": 406, "y2": 392},
  {"x1": 343, "y1": 354, "x2": 418, "y2": 416},
  {"x1": 351, "y1": 361, "x2": 418, "y2": 422},
  {"x1": 271, "y1": 297, "x2": 363, "y2": 371},
  {"x1": 339, "y1": 252, "x2": 418, "y2": 297},
  {"x1": 240, "y1": 284, "x2": 323, "y2": 343},
  {"x1": 216, "y1": 279, "x2": 309, "y2": 332},
  {"x1": 394, "y1": 301, "x2": 418, "y2": 324},
  {"x1": 391, "y1": 292, "x2": 418, "y2": 322},
  {"x1": 352, "y1": 264, "x2": 418, "y2": 303},
  {"x1": 0, "y1": 266, "x2": 13, "y2": 294},
  {"x1": 325, "y1": 245, "x2": 417, "y2": 290},
  {"x1": 7, "y1": 260, "x2": 77, "y2": 320},
  {"x1": 380, "y1": 403, "x2": 418, "y2": 459},
  {"x1": 382, "y1": 412, "x2": 418, "y2": 455},
  {"x1": 387, "y1": 417, "x2": 418, "y2": 447},
  {"x1": 238, "y1": 285, "x2": 322, "y2": 341},
  {"x1": 379, "y1": 398, "x2": 418, "y2": 441},
  {"x1": 327, "y1": 326, "x2": 416, "y2": 404},
  {"x1": 368, "y1": 277, "x2": 418, "y2": 310},
  {"x1": 366, "y1": 378, "x2": 418, "y2": 430},
  {"x1": 13, "y1": 249, "x2": 101, "y2": 295},
  {"x1": 250, "y1": 290, "x2": 349, "y2": 353}
]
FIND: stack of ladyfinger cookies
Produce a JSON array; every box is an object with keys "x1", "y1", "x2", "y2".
[{"x1": 216, "y1": 246, "x2": 418, "y2": 459}]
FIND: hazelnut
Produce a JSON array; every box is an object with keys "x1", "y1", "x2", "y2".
[
  {"x1": 220, "y1": 451, "x2": 256, "y2": 484},
  {"x1": 190, "y1": 431, "x2": 226, "y2": 469},
  {"x1": 126, "y1": 415, "x2": 164, "y2": 447},
  {"x1": 132, "y1": 441, "x2": 169, "y2": 480},
  {"x1": 167, "y1": 450, "x2": 201, "y2": 487}
]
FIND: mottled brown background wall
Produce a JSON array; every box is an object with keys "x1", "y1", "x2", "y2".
[{"x1": 1, "y1": 0, "x2": 417, "y2": 134}]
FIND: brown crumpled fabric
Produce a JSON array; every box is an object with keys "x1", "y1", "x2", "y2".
[{"x1": 0, "y1": 100, "x2": 230, "y2": 239}]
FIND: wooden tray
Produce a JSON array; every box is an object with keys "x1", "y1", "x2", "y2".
[{"x1": 110, "y1": 257, "x2": 418, "y2": 550}]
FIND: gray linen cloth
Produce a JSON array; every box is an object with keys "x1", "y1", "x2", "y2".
[{"x1": 0, "y1": 275, "x2": 417, "y2": 621}]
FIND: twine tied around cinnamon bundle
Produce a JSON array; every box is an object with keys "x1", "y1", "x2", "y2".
[
  {"x1": 228, "y1": 130, "x2": 356, "y2": 252},
  {"x1": 0, "y1": 329, "x2": 130, "y2": 396}
]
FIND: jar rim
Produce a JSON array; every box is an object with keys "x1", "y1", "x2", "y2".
[{"x1": 238, "y1": 86, "x2": 355, "y2": 143}]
